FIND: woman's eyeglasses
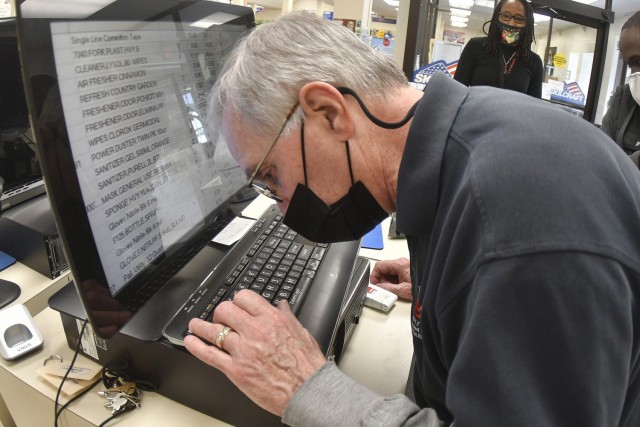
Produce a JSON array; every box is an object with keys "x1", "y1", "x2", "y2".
[{"x1": 499, "y1": 11, "x2": 527, "y2": 25}]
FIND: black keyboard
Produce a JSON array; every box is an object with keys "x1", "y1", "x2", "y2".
[
  {"x1": 0, "y1": 176, "x2": 46, "y2": 211},
  {"x1": 162, "y1": 211, "x2": 330, "y2": 344},
  {"x1": 193, "y1": 214, "x2": 328, "y2": 323}
]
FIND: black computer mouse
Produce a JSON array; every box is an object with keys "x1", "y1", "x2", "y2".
[{"x1": 4, "y1": 323, "x2": 33, "y2": 348}]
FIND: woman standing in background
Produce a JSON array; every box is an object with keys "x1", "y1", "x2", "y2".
[{"x1": 454, "y1": 0, "x2": 543, "y2": 98}]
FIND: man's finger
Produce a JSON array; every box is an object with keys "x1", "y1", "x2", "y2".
[
  {"x1": 184, "y1": 333, "x2": 233, "y2": 372},
  {"x1": 231, "y1": 289, "x2": 277, "y2": 317}
]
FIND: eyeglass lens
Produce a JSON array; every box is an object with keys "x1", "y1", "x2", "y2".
[{"x1": 499, "y1": 12, "x2": 526, "y2": 24}]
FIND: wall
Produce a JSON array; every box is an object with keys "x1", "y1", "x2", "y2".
[
  {"x1": 294, "y1": 0, "x2": 333, "y2": 13},
  {"x1": 431, "y1": 12, "x2": 486, "y2": 64},
  {"x1": 246, "y1": 0, "x2": 408, "y2": 69},
  {"x1": 253, "y1": 7, "x2": 287, "y2": 22}
]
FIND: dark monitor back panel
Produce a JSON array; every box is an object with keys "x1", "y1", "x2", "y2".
[
  {"x1": 0, "y1": 17, "x2": 43, "y2": 211},
  {"x1": 0, "y1": 18, "x2": 29, "y2": 132},
  {"x1": 16, "y1": 0, "x2": 255, "y2": 337}
]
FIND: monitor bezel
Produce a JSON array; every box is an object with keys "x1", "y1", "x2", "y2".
[{"x1": 16, "y1": 0, "x2": 255, "y2": 338}]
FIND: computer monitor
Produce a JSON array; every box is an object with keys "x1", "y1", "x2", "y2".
[
  {"x1": 0, "y1": 17, "x2": 44, "y2": 209},
  {"x1": 16, "y1": 0, "x2": 255, "y2": 336},
  {"x1": 0, "y1": 18, "x2": 29, "y2": 131}
]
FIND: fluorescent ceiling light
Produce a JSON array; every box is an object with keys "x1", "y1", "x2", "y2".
[
  {"x1": 573, "y1": 0, "x2": 598, "y2": 3},
  {"x1": 449, "y1": 0, "x2": 474, "y2": 9},
  {"x1": 450, "y1": 22, "x2": 468, "y2": 28},
  {"x1": 21, "y1": 0, "x2": 115, "y2": 18},
  {"x1": 191, "y1": 12, "x2": 240, "y2": 28},
  {"x1": 384, "y1": 0, "x2": 400, "y2": 6},
  {"x1": 534, "y1": 13, "x2": 550, "y2": 23},
  {"x1": 450, "y1": 16, "x2": 469, "y2": 23},
  {"x1": 474, "y1": 0, "x2": 494, "y2": 8},
  {"x1": 450, "y1": 8, "x2": 471, "y2": 17}
]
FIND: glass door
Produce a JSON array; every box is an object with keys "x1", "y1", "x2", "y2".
[
  {"x1": 531, "y1": 0, "x2": 614, "y2": 121},
  {"x1": 407, "y1": 0, "x2": 614, "y2": 122}
]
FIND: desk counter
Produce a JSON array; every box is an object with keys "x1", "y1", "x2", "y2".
[{"x1": 0, "y1": 198, "x2": 412, "y2": 426}]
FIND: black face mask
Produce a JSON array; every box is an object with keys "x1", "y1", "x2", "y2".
[
  {"x1": 284, "y1": 180, "x2": 388, "y2": 243},
  {"x1": 282, "y1": 88, "x2": 418, "y2": 243}
]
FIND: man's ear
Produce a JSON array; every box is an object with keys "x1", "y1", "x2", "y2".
[{"x1": 299, "y1": 82, "x2": 353, "y2": 140}]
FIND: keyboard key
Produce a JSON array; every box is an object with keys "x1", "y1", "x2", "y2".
[
  {"x1": 298, "y1": 245, "x2": 314, "y2": 260},
  {"x1": 261, "y1": 290, "x2": 275, "y2": 301},
  {"x1": 311, "y1": 247, "x2": 326, "y2": 261},
  {"x1": 288, "y1": 242, "x2": 302, "y2": 255},
  {"x1": 288, "y1": 277, "x2": 313, "y2": 314}
]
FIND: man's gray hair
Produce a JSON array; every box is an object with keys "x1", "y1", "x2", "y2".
[{"x1": 208, "y1": 11, "x2": 409, "y2": 138}]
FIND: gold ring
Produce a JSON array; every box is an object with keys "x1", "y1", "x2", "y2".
[{"x1": 215, "y1": 326, "x2": 232, "y2": 350}]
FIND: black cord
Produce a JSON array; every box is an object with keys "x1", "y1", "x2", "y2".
[
  {"x1": 101, "y1": 358, "x2": 158, "y2": 392},
  {"x1": 54, "y1": 319, "x2": 89, "y2": 427},
  {"x1": 97, "y1": 405, "x2": 135, "y2": 427},
  {"x1": 54, "y1": 377, "x2": 103, "y2": 420},
  {"x1": 51, "y1": 332, "x2": 159, "y2": 427}
]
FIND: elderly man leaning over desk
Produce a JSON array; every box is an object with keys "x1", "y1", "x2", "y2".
[{"x1": 184, "y1": 12, "x2": 640, "y2": 427}]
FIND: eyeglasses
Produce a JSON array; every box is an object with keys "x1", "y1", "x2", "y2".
[
  {"x1": 499, "y1": 11, "x2": 527, "y2": 25},
  {"x1": 246, "y1": 103, "x2": 299, "y2": 203}
]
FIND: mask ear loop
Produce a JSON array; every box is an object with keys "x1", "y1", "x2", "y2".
[
  {"x1": 300, "y1": 120, "x2": 308, "y2": 186},
  {"x1": 336, "y1": 87, "x2": 418, "y2": 129},
  {"x1": 345, "y1": 141, "x2": 355, "y2": 185},
  {"x1": 301, "y1": 116, "x2": 354, "y2": 187}
]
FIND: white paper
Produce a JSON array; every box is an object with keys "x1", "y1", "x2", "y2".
[{"x1": 212, "y1": 216, "x2": 255, "y2": 246}]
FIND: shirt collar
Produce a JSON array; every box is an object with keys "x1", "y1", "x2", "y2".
[{"x1": 396, "y1": 72, "x2": 469, "y2": 236}]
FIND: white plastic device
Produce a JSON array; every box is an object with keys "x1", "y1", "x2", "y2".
[
  {"x1": 364, "y1": 284, "x2": 398, "y2": 312},
  {"x1": 0, "y1": 304, "x2": 44, "y2": 360}
]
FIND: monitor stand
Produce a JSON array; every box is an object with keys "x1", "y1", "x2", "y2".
[{"x1": 0, "y1": 279, "x2": 20, "y2": 309}]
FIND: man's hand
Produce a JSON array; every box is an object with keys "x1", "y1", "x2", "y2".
[
  {"x1": 184, "y1": 290, "x2": 327, "y2": 416},
  {"x1": 370, "y1": 257, "x2": 412, "y2": 300}
]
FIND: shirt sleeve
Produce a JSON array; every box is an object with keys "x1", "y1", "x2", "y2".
[
  {"x1": 453, "y1": 39, "x2": 478, "y2": 87},
  {"x1": 282, "y1": 362, "x2": 443, "y2": 427},
  {"x1": 442, "y1": 252, "x2": 633, "y2": 427},
  {"x1": 527, "y1": 54, "x2": 543, "y2": 98},
  {"x1": 601, "y1": 88, "x2": 620, "y2": 139}
]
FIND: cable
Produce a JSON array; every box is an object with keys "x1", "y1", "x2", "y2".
[
  {"x1": 51, "y1": 330, "x2": 159, "y2": 426},
  {"x1": 97, "y1": 405, "x2": 136, "y2": 427},
  {"x1": 54, "y1": 377, "x2": 102, "y2": 420},
  {"x1": 101, "y1": 358, "x2": 158, "y2": 392},
  {"x1": 53, "y1": 319, "x2": 89, "y2": 427}
]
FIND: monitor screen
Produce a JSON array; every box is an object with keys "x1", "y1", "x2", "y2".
[{"x1": 17, "y1": 0, "x2": 255, "y2": 333}]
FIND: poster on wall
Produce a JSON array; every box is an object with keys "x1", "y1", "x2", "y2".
[
  {"x1": 338, "y1": 18, "x2": 357, "y2": 32},
  {"x1": 443, "y1": 29, "x2": 465, "y2": 44},
  {"x1": 371, "y1": 35, "x2": 394, "y2": 59},
  {"x1": 0, "y1": 0, "x2": 12, "y2": 17}
]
